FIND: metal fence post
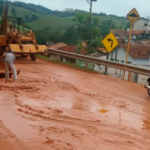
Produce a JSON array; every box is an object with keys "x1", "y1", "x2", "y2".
[{"x1": 128, "y1": 72, "x2": 132, "y2": 82}]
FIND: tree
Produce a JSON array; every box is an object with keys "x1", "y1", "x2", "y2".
[
  {"x1": 24, "y1": 15, "x2": 30, "y2": 22},
  {"x1": 76, "y1": 12, "x2": 102, "y2": 54},
  {"x1": 0, "y1": 0, "x2": 4, "y2": 15},
  {"x1": 124, "y1": 22, "x2": 130, "y2": 30},
  {"x1": 30, "y1": 14, "x2": 39, "y2": 22},
  {"x1": 100, "y1": 19, "x2": 117, "y2": 36},
  {"x1": 11, "y1": 8, "x2": 17, "y2": 16},
  {"x1": 62, "y1": 26, "x2": 79, "y2": 45},
  {"x1": 119, "y1": 25, "x2": 122, "y2": 29}
]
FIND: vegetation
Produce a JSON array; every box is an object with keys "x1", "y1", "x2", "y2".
[
  {"x1": 0, "y1": 0, "x2": 4, "y2": 15},
  {"x1": 62, "y1": 26, "x2": 79, "y2": 45},
  {"x1": 1, "y1": 1, "x2": 129, "y2": 47},
  {"x1": 76, "y1": 12, "x2": 103, "y2": 54},
  {"x1": 37, "y1": 54, "x2": 99, "y2": 73}
]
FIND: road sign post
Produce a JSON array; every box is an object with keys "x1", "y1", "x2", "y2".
[
  {"x1": 125, "y1": 8, "x2": 140, "y2": 63},
  {"x1": 125, "y1": 24, "x2": 133, "y2": 63}
]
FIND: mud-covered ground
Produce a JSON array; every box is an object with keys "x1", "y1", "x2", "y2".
[{"x1": 0, "y1": 58, "x2": 150, "y2": 150}]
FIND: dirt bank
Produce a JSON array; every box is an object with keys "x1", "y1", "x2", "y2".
[{"x1": 0, "y1": 58, "x2": 150, "y2": 150}]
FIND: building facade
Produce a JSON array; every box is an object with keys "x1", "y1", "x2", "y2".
[{"x1": 133, "y1": 18, "x2": 150, "y2": 31}]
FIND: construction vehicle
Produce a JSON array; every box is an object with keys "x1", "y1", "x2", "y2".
[{"x1": 0, "y1": 3, "x2": 46, "y2": 61}]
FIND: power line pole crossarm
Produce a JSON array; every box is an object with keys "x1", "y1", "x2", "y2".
[{"x1": 86, "y1": 0, "x2": 97, "y2": 13}]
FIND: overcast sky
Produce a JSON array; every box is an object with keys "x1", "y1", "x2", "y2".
[{"x1": 12, "y1": 0, "x2": 149, "y2": 18}]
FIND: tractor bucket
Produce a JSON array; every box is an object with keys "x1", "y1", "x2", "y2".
[{"x1": 10, "y1": 44, "x2": 46, "y2": 54}]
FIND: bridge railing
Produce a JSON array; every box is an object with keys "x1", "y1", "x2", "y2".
[{"x1": 47, "y1": 48, "x2": 150, "y2": 81}]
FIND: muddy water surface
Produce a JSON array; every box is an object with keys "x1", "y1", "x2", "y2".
[{"x1": 0, "y1": 58, "x2": 150, "y2": 150}]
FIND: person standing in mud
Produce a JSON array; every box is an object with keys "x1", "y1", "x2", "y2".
[{"x1": 2, "y1": 47, "x2": 17, "y2": 83}]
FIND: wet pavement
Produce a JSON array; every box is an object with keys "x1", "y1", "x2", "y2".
[{"x1": 0, "y1": 58, "x2": 150, "y2": 150}]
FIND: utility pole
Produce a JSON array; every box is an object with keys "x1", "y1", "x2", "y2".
[
  {"x1": 86, "y1": 0, "x2": 97, "y2": 45},
  {"x1": 86, "y1": 0, "x2": 97, "y2": 14}
]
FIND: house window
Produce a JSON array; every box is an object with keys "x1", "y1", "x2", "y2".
[
  {"x1": 121, "y1": 60, "x2": 124, "y2": 63},
  {"x1": 144, "y1": 23, "x2": 148, "y2": 26},
  {"x1": 115, "y1": 49, "x2": 118, "y2": 61},
  {"x1": 127, "y1": 61, "x2": 132, "y2": 64},
  {"x1": 110, "y1": 58, "x2": 114, "y2": 61}
]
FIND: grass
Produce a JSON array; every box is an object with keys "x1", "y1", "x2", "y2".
[
  {"x1": 8, "y1": 5, "x2": 42, "y2": 18},
  {"x1": 37, "y1": 54, "x2": 100, "y2": 74},
  {"x1": 8, "y1": 4, "x2": 128, "y2": 31}
]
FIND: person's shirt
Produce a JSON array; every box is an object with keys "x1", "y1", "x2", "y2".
[{"x1": 4, "y1": 53, "x2": 15, "y2": 63}]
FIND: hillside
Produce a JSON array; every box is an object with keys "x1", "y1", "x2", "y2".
[
  {"x1": 8, "y1": 2, "x2": 128, "y2": 31},
  {"x1": 5, "y1": 1, "x2": 129, "y2": 44}
]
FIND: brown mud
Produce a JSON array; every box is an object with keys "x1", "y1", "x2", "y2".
[{"x1": 0, "y1": 58, "x2": 150, "y2": 150}]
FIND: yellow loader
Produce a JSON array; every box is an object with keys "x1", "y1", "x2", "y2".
[
  {"x1": 0, "y1": 3, "x2": 46, "y2": 78},
  {"x1": 0, "y1": 3, "x2": 46, "y2": 61}
]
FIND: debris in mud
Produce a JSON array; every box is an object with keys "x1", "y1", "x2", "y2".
[
  {"x1": 99, "y1": 109, "x2": 108, "y2": 113},
  {"x1": 44, "y1": 137, "x2": 54, "y2": 145}
]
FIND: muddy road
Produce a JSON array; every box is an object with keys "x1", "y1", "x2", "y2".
[{"x1": 0, "y1": 58, "x2": 150, "y2": 150}]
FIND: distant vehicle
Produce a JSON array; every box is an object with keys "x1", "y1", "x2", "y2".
[{"x1": 146, "y1": 77, "x2": 150, "y2": 96}]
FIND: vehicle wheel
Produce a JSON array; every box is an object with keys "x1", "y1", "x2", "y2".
[
  {"x1": 30, "y1": 54, "x2": 36, "y2": 61},
  {"x1": 20, "y1": 54, "x2": 28, "y2": 58},
  {"x1": 0, "y1": 45, "x2": 4, "y2": 57},
  {"x1": 147, "y1": 88, "x2": 150, "y2": 96}
]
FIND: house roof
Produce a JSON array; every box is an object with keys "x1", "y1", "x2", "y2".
[
  {"x1": 96, "y1": 47, "x2": 107, "y2": 54},
  {"x1": 112, "y1": 29, "x2": 145, "y2": 36},
  {"x1": 50, "y1": 42, "x2": 67, "y2": 49},
  {"x1": 137, "y1": 17, "x2": 149, "y2": 21},
  {"x1": 50, "y1": 43, "x2": 87, "y2": 55},
  {"x1": 142, "y1": 40, "x2": 150, "y2": 45},
  {"x1": 132, "y1": 30, "x2": 145, "y2": 35},
  {"x1": 112, "y1": 30, "x2": 128, "y2": 36},
  {"x1": 119, "y1": 44, "x2": 150, "y2": 59},
  {"x1": 59, "y1": 46, "x2": 76, "y2": 53}
]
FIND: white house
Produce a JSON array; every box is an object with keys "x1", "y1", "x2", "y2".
[
  {"x1": 133, "y1": 18, "x2": 150, "y2": 31},
  {"x1": 107, "y1": 44, "x2": 150, "y2": 66},
  {"x1": 94, "y1": 44, "x2": 150, "y2": 84}
]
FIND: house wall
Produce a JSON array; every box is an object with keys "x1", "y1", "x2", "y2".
[
  {"x1": 132, "y1": 58, "x2": 149, "y2": 66},
  {"x1": 107, "y1": 47, "x2": 133, "y2": 64},
  {"x1": 133, "y1": 18, "x2": 149, "y2": 31},
  {"x1": 131, "y1": 35, "x2": 137, "y2": 39},
  {"x1": 94, "y1": 47, "x2": 150, "y2": 85}
]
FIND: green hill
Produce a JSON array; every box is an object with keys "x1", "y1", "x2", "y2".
[
  {"x1": 5, "y1": 1, "x2": 129, "y2": 44},
  {"x1": 8, "y1": 5, "x2": 77, "y2": 31},
  {"x1": 8, "y1": 3, "x2": 128, "y2": 31}
]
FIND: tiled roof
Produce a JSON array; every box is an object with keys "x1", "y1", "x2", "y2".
[
  {"x1": 119, "y1": 44, "x2": 150, "y2": 59},
  {"x1": 112, "y1": 30, "x2": 128, "y2": 35},
  {"x1": 132, "y1": 30, "x2": 145, "y2": 35},
  {"x1": 59, "y1": 46, "x2": 76, "y2": 53},
  {"x1": 112, "y1": 30, "x2": 145, "y2": 36},
  {"x1": 50, "y1": 42, "x2": 67, "y2": 49},
  {"x1": 96, "y1": 47, "x2": 107, "y2": 53}
]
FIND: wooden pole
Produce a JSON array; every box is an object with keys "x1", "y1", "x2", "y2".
[{"x1": 125, "y1": 24, "x2": 133, "y2": 63}]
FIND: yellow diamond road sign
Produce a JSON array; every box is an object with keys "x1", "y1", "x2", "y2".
[
  {"x1": 102, "y1": 32, "x2": 119, "y2": 53},
  {"x1": 127, "y1": 8, "x2": 140, "y2": 24}
]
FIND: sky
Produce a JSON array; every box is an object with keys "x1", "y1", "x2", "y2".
[{"x1": 11, "y1": 0, "x2": 149, "y2": 18}]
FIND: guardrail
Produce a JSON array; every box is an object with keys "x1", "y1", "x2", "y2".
[{"x1": 47, "y1": 48, "x2": 150, "y2": 79}]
